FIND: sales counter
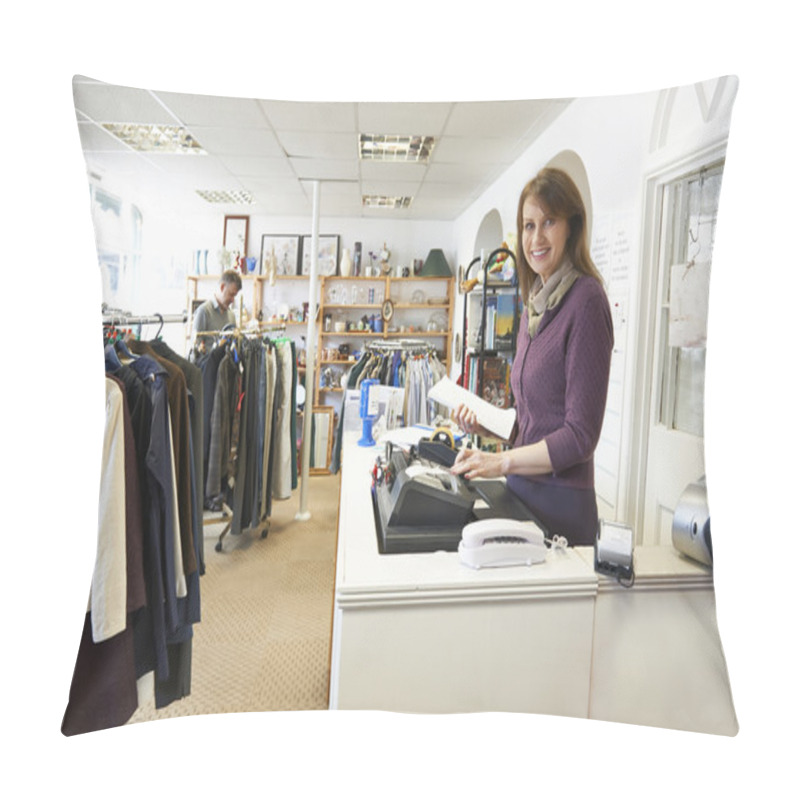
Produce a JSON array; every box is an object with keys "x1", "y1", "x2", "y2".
[{"x1": 329, "y1": 435, "x2": 738, "y2": 735}]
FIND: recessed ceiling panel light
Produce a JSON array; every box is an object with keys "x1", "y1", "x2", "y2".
[
  {"x1": 362, "y1": 195, "x2": 413, "y2": 209},
  {"x1": 102, "y1": 123, "x2": 206, "y2": 154},
  {"x1": 359, "y1": 134, "x2": 435, "y2": 163},
  {"x1": 196, "y1": 189, "x2": 255, "y2": 205}
]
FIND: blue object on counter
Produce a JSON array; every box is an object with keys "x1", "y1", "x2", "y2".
[{"x1": 358, "y1": 378, "x2": 380, "y2": 447}]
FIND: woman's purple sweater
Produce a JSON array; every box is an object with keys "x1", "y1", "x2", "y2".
[{"x1": 509, "y1": 275, "x2": 614, "y2": 490}]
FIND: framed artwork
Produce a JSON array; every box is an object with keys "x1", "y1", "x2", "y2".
[
  {"x1": 260, "y1": 234, "x2": 301, "y2": 277},
  {"x1": 223, "y1": 215, "x2": 249, "y2": 257},
  {"x1": 301, "y1": 234, "x2": 340, "y2": 277},
  {"x1": 309, "y1": 406, "x2": 335, "y2": 474}
]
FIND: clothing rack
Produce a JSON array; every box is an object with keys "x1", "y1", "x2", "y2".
[
  {"x1": 365, "y1": 339, "x2": 437, "y2": 355},
  {"x1": 195, "y1": 326, "x2": 292, "y2": 553},
  {"x1": 103, "y1": 311, "x2": 188, "y2": 339}
]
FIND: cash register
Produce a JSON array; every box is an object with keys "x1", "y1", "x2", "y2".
[{"x1": 371, "y1": 437, "x2": 542, "y2": 554}]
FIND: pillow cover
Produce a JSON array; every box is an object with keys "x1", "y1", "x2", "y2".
[{"x1": 63, "y1": 75, "x2": 738, "y2": 738}]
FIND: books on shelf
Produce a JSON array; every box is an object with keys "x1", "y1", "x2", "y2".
[
  {"x1": 480, "y1": 356, "x2": 512, "y2": 409},
  {"x1": 468, "y1": 291, "x2": 516, "y2": 352},
  {"x1": 485, "y1": 295, "x2": 497, "y2": 350},
  {"x1": 463, "y1": 354, "x2": 512, "y2": 410},
  {"x1": 495, "y1": 293, "x2": 516, "y2": 347}
]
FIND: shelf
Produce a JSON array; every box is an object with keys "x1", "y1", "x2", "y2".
[
  {"x1": 324, "y1": 304, "x2": 382, "y2": 310},
  {"x1": 392, "y1": 303, "x2": 449, "y2": 310},
  {"x1": 321, "y1": 331, "x2": 384, "y2": 337},
  {"x1": 385, "y1": 331, "x2": 447, "y2": 337},
  {"x1": 315, "y1": 273, "x2": 454, "y2": 409}
]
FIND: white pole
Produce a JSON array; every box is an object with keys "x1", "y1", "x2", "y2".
[{"x1": 296, "y1": 180, "x2": 320, "y2": 521}]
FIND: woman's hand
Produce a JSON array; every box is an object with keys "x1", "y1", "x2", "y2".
[
  {"x1": 452, "y1": 403, "x2": 492, "y2": 438},
  {"x1": 451, "y1": 446, "x2": 505, "y2": 480}
]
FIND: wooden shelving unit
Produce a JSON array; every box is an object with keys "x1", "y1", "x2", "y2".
[{"x1": 314, "y1": 274, "x2": 454, "y2": 410}]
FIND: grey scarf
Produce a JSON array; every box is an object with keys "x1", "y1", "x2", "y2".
[{"x1": 526, "y1": 261, "x2": 578, "y2": 337}]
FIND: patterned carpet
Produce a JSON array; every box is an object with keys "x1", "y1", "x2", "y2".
[{"x1": 127, "y1": 473, "x2": 341, "y2": 725}]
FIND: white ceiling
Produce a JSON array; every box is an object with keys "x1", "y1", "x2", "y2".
[{"x1": 73, "y1": 76, "x2": 571, "y2": 221}]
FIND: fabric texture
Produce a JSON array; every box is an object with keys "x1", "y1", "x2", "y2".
[
  {"x1": 526, "y1": 261, "x2": 579, "y2": 337},
  {"x1": 509, "y1": 275, "x2": 613, "y2": 544}
]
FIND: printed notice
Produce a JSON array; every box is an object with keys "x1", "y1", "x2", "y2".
[{"x1": 429, "y1": 377, "x2": 517, "y2": 440}]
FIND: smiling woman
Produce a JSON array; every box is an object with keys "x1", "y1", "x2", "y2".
[{"x1": 452, "y1": 167, "x2": 613, "y2": 546}]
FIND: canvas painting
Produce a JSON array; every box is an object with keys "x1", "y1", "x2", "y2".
[{"x1": 65, "y1": 74, "x2": 739, "y2": 740}]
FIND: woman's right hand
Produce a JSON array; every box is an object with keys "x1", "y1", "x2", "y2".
[{"x1": 452, "y1": 403, "x2": 491, "y2": 438}]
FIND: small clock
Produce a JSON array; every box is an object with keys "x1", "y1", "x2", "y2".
[{"x1": 381, "y1": 298, "x2": 394, "y2": 322}]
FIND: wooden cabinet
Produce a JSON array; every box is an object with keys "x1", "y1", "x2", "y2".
[{"x1": 314, "y1": 274, "x2": 454, "y2": 410}]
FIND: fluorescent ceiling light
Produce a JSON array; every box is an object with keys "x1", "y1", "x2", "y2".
[
  {"x1": 196, "y1": 189, "x2": 255, "y2": 205},
  {"x1": 102, "y1": 123, "x2": 206, "y2": 154},
  {"x1": 359, "y1": 134, "x2": 435, "y2": 163},
  {"x1": 362, "y1": 195, "x2": 413, "y2": 209}
]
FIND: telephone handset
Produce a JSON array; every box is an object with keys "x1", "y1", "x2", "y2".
[{"x1": 458, "y1": 518, "x2": 548, "y2": 569}]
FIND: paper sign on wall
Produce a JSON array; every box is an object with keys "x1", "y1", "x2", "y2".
[{"x1": 669, "y1": 261, "x2": 711, "y2": 348}]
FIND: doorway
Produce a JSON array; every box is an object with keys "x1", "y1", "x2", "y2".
[{"x1": 634, "y1": 152, "x2": 726, "y2": 545}]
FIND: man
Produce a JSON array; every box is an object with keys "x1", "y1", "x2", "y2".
[{"x1": 192, "y1": 269, "x2": 242, "y2": 349}]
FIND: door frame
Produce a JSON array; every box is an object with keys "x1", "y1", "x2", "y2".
[{"x1": 628, "y1": 138, "x2": 729, "y2": 543}]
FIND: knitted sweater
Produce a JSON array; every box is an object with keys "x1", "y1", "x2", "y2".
[{"x1": 509, "y1": 275, "x2": 613, "y2": 490}]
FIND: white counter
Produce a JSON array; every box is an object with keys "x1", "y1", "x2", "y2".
[{"x1": 329, "y1": 435, "x2": 738, "y2": 734}]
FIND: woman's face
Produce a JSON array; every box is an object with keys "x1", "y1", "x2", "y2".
[{"x1": 521, "y1": 197, "x2": 570, "y2": 284}]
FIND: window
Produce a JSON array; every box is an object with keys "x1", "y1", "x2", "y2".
[{"x1": 657, "y1": 162, "x2": 724, "y2": 436}]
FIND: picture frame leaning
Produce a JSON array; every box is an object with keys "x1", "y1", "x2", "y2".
[
  {"x1": 301, "y1": 234, "x2": 340, "y2": 277},
  {"x1": 260, "y1": 234, "x2": 301, "y2": 277}
]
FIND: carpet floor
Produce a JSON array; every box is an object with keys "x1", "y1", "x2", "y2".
[{"x1": 127, "y1": 473, "x2": 341, "y2": 726}]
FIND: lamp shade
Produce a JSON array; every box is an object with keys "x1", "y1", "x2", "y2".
[{"x1": 420, "y1": 248, "x2": 452, "y2": 277}]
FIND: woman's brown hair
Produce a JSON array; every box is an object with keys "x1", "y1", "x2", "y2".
[{"x1": 515, "y1": 167, "x2": 603, "y2": 299}]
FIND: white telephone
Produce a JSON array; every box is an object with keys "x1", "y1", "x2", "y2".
[{"x1": 458, "y1": 518, "x2": 547, "y2": 569}]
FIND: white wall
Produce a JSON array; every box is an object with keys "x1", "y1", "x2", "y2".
[{"x1": 90, "y1": 163, "x2": 456, "y2": 354}]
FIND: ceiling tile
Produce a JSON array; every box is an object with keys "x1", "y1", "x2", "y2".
[
  {"x1": 444, "y1": 100, "x2": 552, "y2": 138},
  {"x1": 218, "y1": 155, "x2": 297, "y2": 179},
  {"x1": 360, "y1": 179, "x2": 421, "y2": 197},
  {"x1": 289, "y1": 157, "x2": 359, "y2": 181},
  {"x1": 433, "y1": 135, "x2": 517, "y2": 165},
  {"x1": 76, "y1": 121, "x2": 131, "y2": 152},
  {"x1": 189, "y1": 126, "x2": 284, "y2": 157},
  {"x1": 73, "y1": 82, "x2": 177, "y2": 125},
  {"x1": 277, "y1": 131, "x2": 357, "y2": 160},
  {"x1": 424, "y1": 161, "x2": 497, "y2": 184},
  {"x1": 153, "y1": 91, "x2": 269, "y2": 128},
  {"x1": 140, "y1": 153, "x2": 232, "y2": 179},
  {"x1": 357, "y1": 102, "x2": 453, "y2": 136},
  {"x1": 359, "y1": 161, "x2": 428, "y2": 182},
  {"x1": 260, "y1": 100, "x2": 357, "y2": 132},
  {"x1": 302, "y1": 180, "x2": 362, "y2": 199},
  {"x1": 246, "y1": 177, "x2": 308, "y2": 198}
]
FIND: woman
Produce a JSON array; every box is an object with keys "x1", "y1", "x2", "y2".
[{"x1": 451, "y1": 167, "x2": 613, "y2": 546}]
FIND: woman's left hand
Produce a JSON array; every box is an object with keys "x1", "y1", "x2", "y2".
[{"x1": 451, "y1": 446, "x2": 505, "y2": 480}]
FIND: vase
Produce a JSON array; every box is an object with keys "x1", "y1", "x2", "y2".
[{"x1": 340, "y1": 248, "x2": 352, "y2": 277}]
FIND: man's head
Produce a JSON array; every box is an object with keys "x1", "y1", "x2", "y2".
[{"x1": 216, "y1": 269, "x2": 242, "y2": 310}]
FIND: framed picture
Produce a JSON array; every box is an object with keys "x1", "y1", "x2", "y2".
[
  {"x1": 309, "y1": 406, "x2": 335, "y2": 474},
  {"x1": 223, "y1": 215, "x2": 249, "y2": 258},
  {"x1": 261, "y1": 234, "x2": 301, "y2": 277},
  {"x1": 301, "y1": 234, "x2": 340, "y2": 277}
]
